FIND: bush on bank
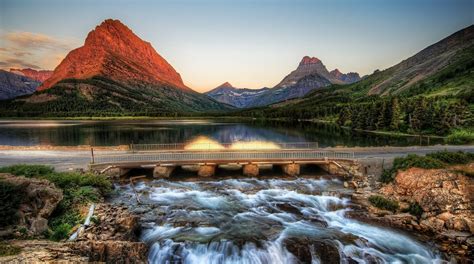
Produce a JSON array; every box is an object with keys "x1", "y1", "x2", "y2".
[
  {"x1": 446, "y1": 129, "x2": 474, "y2": 145},
  {"x1": 380, "y1": 151, "x2": 474, "y2": 183},
  {"x1": 368, "y1": 195, "x2": 399, "y2": 212},
  {"x1": 0, "y1": 164, "x2": 112, "y2": 241}
]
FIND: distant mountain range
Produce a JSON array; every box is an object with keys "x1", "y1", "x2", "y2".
[
  {"x1": 2, "y1": 19, "x2": 230, "y2": 115},
  {"x1": 0, "y1": 70, "x2": 40, "y2": 100},
  {"x1": 9, "y1": 68, "x2": 53, "y2": 83},
  {"x1": 205, "y1": 56, "x2": 360, "y2": 108},
  {"x1": 205, "y1": 82, "x2": 270, "y2": 108}
]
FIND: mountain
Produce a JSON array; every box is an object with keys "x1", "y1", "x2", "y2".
[
  {"x1": 329, "y1": 69, "x2": 361, "y2": 84},
  {"x1": 246, "y1": 56, "x2": 360, "y2": 107},
  {"x1": 0, "y1": 70, "x2": 39, "y2": 100},
  {"x1": 3, "y1": 19, "x2": 230, "y2": 115},
  {"x1": 237, "y1": 25, "x2": 474, "y2": 136},
  {"x1": 9, "y1": 68, "x2": 53, "y2": 83},
  {"x1": 205, "y1": 82, "x2": 269, "y2": 108}
]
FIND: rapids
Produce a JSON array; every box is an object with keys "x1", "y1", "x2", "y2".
[{"x1": 114, "y1": 177, "x2": 446, "y2": 264}]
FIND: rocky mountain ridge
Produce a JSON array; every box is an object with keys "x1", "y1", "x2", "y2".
[
  {"x1": 206, "y1": 56, "x2": 361, "y2": 108},
  {"x1": 9, "y1": 68, "x2": 53, "y2": 83}
]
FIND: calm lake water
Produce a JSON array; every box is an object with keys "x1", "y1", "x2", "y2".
[{"x1": 0, "y1": 119, "x2": 443, "y2": 147}]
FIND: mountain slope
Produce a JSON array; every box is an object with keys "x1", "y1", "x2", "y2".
[
  {"x1": 205, "y1": 82, "x2": 269, "y2": 108},
  {"x1": 2, "y1": 19, "x2": 231, "y2": 115},
  {"x1": 0, "y1": 70, "x2": 39, "y2": 100}
]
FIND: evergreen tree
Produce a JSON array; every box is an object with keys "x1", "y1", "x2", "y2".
[{"x1": 390, "y1": 97, "x2": 401, "y2": 131}]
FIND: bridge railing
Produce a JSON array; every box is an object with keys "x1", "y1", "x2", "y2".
[
  {"x1": 129, "y1": 142, "x2": 319, "y2": 152},
  {"x1": 92, "y1": 150, "x2": 354, "y2": 164}
]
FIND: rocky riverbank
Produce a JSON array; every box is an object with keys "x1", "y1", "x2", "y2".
[
  {"x1": 352, "y1": 166, "x2": 473, "y2": 261},
  {"x1": 0, "y1": 169, "x2": 147, "y2": 263},
  {"x1": 1, "y1": 203, "x2": 148, "y2": 263}
]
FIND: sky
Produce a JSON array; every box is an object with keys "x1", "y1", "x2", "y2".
[{"x1": 0, "y1": 0, "x2": 473, "y2": 92}]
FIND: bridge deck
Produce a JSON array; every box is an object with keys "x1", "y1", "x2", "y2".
[{"x1": 91, "y1": 150, "x2": 355, "y2": 168}]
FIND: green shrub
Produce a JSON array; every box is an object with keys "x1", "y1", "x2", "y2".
[
  {"x1": 446, "y1": 129, "x2": 474, "y2": 145},
  {"x1": 0, "y1": 164, "x2": 54, "y2": 178},
  {"x1": 403, "y1": 202, "x2": 423, "y2": 218},
  {"x1": 48, "y1": 210, "x2": 82, "y2": 241},
  {"x1": 0, "y1": 242, "x2": 21, "y2": 256},
  {"x1": 0, "y1": 181, "x2": 25, "y2": 226},
  {"x1": 50, "y1": 223, "x2": 72, "y2": 241},
  {"x1": 43, "y1": 172, "x2": 112, "y2": 195},
  {"x1": 381, "y1": 154, "x2": 444, "y2": 183},
  {"x1": 368, "y1": 195, "x2": 399, "y2": 212},
  {"x1": 427, "y1": 151, "x2": 474, "y2": 164}
]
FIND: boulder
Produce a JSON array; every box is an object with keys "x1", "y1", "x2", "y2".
[
  {"x1": 70, "y1": 241, "x2": 148, "y2": 264},
  {"x1": 283, "y1": 237, "x2": 341, "y2": 263},
  {"x1": 0, "y1": 173, "x2": 63, "y2": 236}
]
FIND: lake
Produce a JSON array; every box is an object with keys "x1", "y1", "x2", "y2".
[{"x1": 0, "y1": 119, "x2": 443, "y2": 147}]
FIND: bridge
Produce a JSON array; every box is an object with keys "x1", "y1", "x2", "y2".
[{"x1": 90, "y1": 142, "x2": 356, "y2": 178}]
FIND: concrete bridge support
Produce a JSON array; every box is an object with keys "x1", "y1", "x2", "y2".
[
  {"x1": 281, "y1": 163, "x2": 300, "y2": 176},
  {"x1": 153, "y1": 165, "x2": 176, "y2": 178},
  {"x1": 243, "y1": 164, "x2": 259, "y2": 177},
  {"x1": 198, "y1": 164, "x2": 216, "y2": 177}
]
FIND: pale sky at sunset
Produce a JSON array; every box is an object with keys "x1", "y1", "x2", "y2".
[{"x1": 0, "y1": 0, "x2": 472, "y2": 92}]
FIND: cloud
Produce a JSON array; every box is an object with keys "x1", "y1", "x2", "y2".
[
  {"x1": 14, "y1": 51, "x2": 33, "y2": 57},
  {"x1": 0, "y1": 58, "x2": 40, "y2": 69},
  {"x1": 0, "y1": 31, "x2": 78, "y2": 70},
  {"x1": 3, "y1": 32, "x2": 73, "y2": 51}
]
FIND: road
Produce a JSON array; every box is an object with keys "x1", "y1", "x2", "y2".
[{"x1": 0, "y1": 145, "x2": 473, "y2": 171}]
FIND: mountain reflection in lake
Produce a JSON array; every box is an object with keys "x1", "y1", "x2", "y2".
[{"x1": 0, "y1": 119, "x2": 443, "y2": 147}]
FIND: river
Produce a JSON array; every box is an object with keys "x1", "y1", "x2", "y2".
[
  {"x1": 113, "y1": 173, "x2": 445, "y2": 263},
  {"x1": 0, "y1": 118, "x2": 450, "y2": 262}
]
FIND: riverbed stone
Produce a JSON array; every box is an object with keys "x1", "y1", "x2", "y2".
[{"x1": 283, "y1": 237, "x2": 341, "y2": 263}]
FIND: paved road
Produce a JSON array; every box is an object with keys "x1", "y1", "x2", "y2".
[{"x1": 0, "y1": 145, "x2": 473, "y2": 171}]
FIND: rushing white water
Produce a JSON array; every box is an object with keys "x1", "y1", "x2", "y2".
[{"x1": 116, "y1": 178, "x2": 446, "y2": 264}]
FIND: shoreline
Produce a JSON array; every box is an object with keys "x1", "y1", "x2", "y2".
[{"x1": 0, "y1": 144, "x2": 472, "y2": 152}]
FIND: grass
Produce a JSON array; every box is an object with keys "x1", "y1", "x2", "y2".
[
  {"x1": 0, "y1": 164, "x2": 112, "y2": 241},
  {"x1": 368, "y1": 195, "x2": 399, "y2": 212},
  {"x1": 0, "y1": 164, "x2": 54, "y2": 178},
  {"x1": 381, "y1": 150, "x2": 474, "y2": 183},
  {"x1": 426, "y1": 150, "x2": 474, "y2": 164},
  {"x1": 0, "y1": 242, "x2": 21, "y2": 256},
  {"x1": 446, "y1": 129, "x2": 474, "y2": 145}
]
